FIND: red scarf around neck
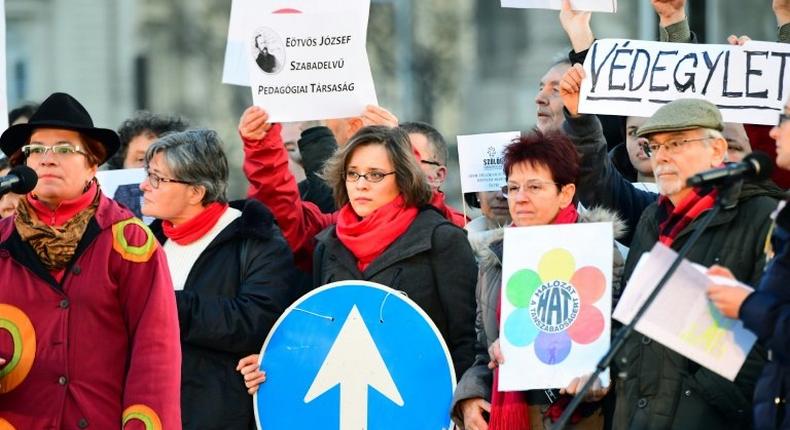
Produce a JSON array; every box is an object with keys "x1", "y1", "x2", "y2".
[
  {"x1": 162, "y1": 202, "x2": 229, "y2": 245},
  {"x1": 490, "y1": 203, "x2": 580, "y2": 430},
  {"x1": 335, "y1": 194, "x2": 418, "y2": 272},
  {"x1": 28, "y1": 181, "x2": 99, "y2": 227},
  {"x1": 657, "y1": 186, "x2": 718, "y2": 247}
]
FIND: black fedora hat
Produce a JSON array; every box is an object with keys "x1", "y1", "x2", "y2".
[{"x1": 0, "y1": 92, "x2": 120, "y2": 163}]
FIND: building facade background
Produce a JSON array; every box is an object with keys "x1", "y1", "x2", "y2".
[{"x1": 5, "y1": 0, "x2": 779, "y2": 207}]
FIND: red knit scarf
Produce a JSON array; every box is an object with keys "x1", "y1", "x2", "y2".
[
  {"x1": 335, "y1": 194, "x2": 418, "y2": 272},
  {"x1": 162, "y1": 202, "x2": 229, "y2": 245},
  {"x1": 489, "y1": 203, "x2": 579, "y2": 430},
  {"x1": 657, "y1": 186, "x2": 718, "y2": 247}
]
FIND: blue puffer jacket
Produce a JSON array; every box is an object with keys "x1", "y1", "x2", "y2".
[{"x1": 740, "y1": 199, "x2": 790, "y2": 430}]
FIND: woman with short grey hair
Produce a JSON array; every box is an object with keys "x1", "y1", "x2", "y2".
[{"x1": 140, "y1": 128, "x2": 299, "y2": 430}]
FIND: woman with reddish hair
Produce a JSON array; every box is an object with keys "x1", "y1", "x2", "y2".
[{"x1": 452, "y1": 129, "x2": 624, "y2": 430}]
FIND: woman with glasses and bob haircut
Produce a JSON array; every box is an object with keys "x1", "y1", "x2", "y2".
[
  {"x1": 139, "y1": 129, "x2": 298, "y2": 430},
  {"x1": 452, "y1": 129, "x2": 624, "y2": 430},
  {"x1": 237, "y1": 125, "x2": 478, "y2": 394},
  {"x1": 0, "y1": 92, "x2": 181, "y2": 429},
  {"x1": 317, "y1": 125, "x2": 476, "y2": 376}
]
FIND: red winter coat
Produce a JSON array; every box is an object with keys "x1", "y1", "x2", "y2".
[
  {"x1": 0, "y1": 193, "x2": 181, "y2": 430},
  {"x1": 242, "y1": 124, "x2": 467, "y2": 272}
]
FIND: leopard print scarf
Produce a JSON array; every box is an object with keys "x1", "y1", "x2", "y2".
[{"x1": 14, "y1": 191, "x2": 100, "y2": 271}]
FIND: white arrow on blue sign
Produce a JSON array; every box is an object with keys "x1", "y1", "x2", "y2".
[{"x1": 254, "y1": 281, "x2": 456, "y2": 430}]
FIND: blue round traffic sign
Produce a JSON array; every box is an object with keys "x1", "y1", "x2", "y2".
[{"x1": 255, "y1": 281, "x2": 456, "y2": 429}]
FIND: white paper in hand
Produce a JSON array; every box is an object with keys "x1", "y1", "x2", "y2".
[{"x1": 613, "y1": 243, "x2": 757, "y2": 381}]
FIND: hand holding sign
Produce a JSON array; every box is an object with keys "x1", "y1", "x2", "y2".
[
  {"x1": 706, "y1": 265, "x2": 751, "y2": 319},
  {"x1": 560, "y1": 373, "x2": 610, "y2": 402},
  {"x1": 487, "y1": 338, "x2": 505, "y2": 369},
  {"x1": 236, "y1": 354, "x2": 266, "y2": 395},
  {"x1": 727, "y1": 35, "x2": 752, "y2": 46},
  {"x1": 774, "y1": 0, "x2": 790, "y2": 26},
  {"x1": 559, "y1": 0, "x2": 594, "y2": 53},
  {"x1": 559, "y1": 63, "x2": 586, "y2": 117},
  {"x1": 360, "y1": 105, "x2": 399, "y2": 128},
  {"x1": 239, "y1": 106, "x2": 272, "y2": 142},
  {"x1": 651, "y1": 0, "x2": 686, "y2": 28}
]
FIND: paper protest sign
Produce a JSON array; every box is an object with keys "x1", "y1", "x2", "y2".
[
  {"x1": 457, "y1": 131, "x2": 518, "y2": 194},
  {"x1": 96, "y1": 168, "x2": 152, "y2": 224},
  {"x1": 579, "y1": 39, "x2": 790, "y2": 125},
  {"x1": 222, "y1": 0, "x2": 370, "y2": 87},
  {"x1": 244, "y1": 7, "x2": 377, "y2": 122},
  {"x1": 501, "y1": 0, "x2": 616, "y2": 12},
  {"x1": 499, "y1": 223, "x2": 613, "y2": 391},
  {"x1": 612, "y1": 243, "x2": 757, "y2": 381}
]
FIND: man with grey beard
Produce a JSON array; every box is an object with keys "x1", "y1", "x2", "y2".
[
  {"x1": 562, "y1": 88, "x2": 783, "y2": 426},
  {"x1": 613, "y1": 99, "x2": 784, "y2": 429}
]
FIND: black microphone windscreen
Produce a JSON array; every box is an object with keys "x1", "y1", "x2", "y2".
[
  {"x1": 744, "y1": 151, "x2": 773, "y2": 181},
  {"x1": 9, "y1": 165, "x2": 38, "y2": 194}
]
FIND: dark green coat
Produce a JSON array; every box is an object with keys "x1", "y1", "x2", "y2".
[{"x1": 613, "y1": 179, "x2": 784, "y2": 430}]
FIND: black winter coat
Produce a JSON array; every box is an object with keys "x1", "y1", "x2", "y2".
[
  {"x1": 297, "y1": 126, "x2": 337, "y2": 213},
  {"x1": 312, "y1": 207, "x2": 478, "y2": 379},
  {"x1": 151, "y1": 199, "x2": 300, "y2": 430},
  {"x1": 614, "y1": 180, "x2": 784, "y2": 430}
]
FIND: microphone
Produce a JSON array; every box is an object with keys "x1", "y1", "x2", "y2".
[
  {"x1": 0, "y1": 165, "x2": 38, "y2": 196},
  {"x1": 686, "y1": 152, "x2": 773, "y2": 188}
]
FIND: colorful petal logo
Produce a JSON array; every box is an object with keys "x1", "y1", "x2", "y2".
[{"x1": 503, "y1": 248, "x2": 605, "y2": 365}]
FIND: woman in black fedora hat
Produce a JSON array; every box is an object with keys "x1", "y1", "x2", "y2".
[{"x1": 0, "y1": 92, "x2": 182, "y2": 429}]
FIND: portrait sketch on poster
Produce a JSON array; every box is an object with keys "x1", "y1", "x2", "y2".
[
  {"x1": 501, "y1": 0, "x2": 616, "y2": 13},
  {"x1": 499, "y1": 223, "x2": 613, "y2": 391},
  {"x1": 578, "y1": 39, "x2": 790, "y2": 125},
  {"x1": 244, "y1": 7, "x2": 378, "y2": 122},
  {"x1": 457, "y1": 131, "x2": 519, "y2": 194},
  {"x1": 222, "y1": 0, "x2": 370, "y2": 87},
  {"x1": 612, "y1": 243, "x2": 757, "y2": 381}
]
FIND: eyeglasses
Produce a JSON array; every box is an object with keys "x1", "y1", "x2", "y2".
[
  {"x1": 145, "y1": 171, "x2": 193, "y2": 189},
  {"x1": 501, "y1": 180, "x2": 559, "y2": 199},
  {"x1": 777, "y1": 113, "x2": 790, "y2": 127},
  {"x1": 344, "y1": 170, "x2": 396, "y2": 183},
  {"x1": 420, "y1": 159, "x2": 442, "y2": 167},
  {"x1": 22, "y1": 143, "x2": 87, "y2": 158},
  {"x1": 641, "y1": 136, "x2": 713, "y2": 158}
]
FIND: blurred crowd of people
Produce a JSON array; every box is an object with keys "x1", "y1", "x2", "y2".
[{"x1": 1, "y1": 0, "x2": 790, "y2": 429}]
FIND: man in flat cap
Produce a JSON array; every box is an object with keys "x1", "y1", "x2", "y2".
[
  {"x1": 559, "y1": 64, "x2": 785, "y2": 428},
  {"x1": 602, "y1": 97, "x2": 783, "y2": 429}
]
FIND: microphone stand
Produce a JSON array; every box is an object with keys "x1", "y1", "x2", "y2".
[{"x1": 551, "y1": 180, "x2": 741, "y2": 430}]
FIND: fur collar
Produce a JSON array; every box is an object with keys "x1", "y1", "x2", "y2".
[{"x1": 471, "y1": 206, "x2": 626, "y2": 270}]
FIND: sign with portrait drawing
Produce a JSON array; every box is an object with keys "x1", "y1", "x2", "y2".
[
  {"x1": 222, "y1": 0, "x2": 370, "y2": 87},
  {"x1": 243, "y1": 4, "x2": 377, "y2": 122}
]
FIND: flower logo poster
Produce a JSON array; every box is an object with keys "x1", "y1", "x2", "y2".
[{"x1": 499, "y1": 223, "x2": 612, "y2": 391}]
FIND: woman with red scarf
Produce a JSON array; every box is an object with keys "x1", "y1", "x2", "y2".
[
  {"x1": 452, "y1": 129, "x2": 624, "y2": 430},
  {"x1": 140, "y1": 129, "x2": 299, "y2": 430},
  {"x1": 238, "y1": 125, "x2": 478, "y2": 394}
]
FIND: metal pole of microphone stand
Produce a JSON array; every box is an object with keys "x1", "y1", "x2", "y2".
[{"x1": 551, "y1": 182, "x2": 739, "y2": 430}]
